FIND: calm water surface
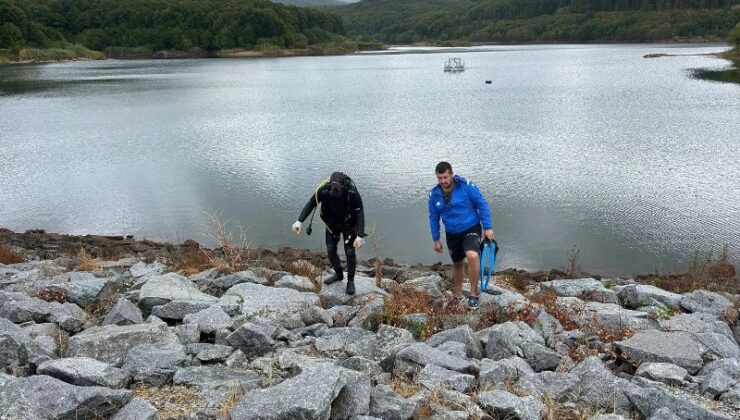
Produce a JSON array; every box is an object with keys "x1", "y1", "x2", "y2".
[{"x1": 1, "y1": 44, "x2": 738, "y2": 275}]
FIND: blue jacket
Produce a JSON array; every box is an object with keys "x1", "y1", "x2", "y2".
[{"x1": 428, "y1": 175, "x2": 493, "y2": 241}]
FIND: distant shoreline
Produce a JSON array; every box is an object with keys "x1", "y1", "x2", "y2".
[{"x1": 1, "y1": 40, "x2": 732, "y2": 65}]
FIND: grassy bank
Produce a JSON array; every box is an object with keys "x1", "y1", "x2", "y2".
[{"x1": 0, "y1": 45, "x2": 104, "y2": 64}]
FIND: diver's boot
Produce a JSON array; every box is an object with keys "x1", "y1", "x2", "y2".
[
  {"x1": 324, "y1": 272, "x2": 344, "y2": 285},
  {"x1": 345, "y1": 279, "x2": 355, "y2": 295}
]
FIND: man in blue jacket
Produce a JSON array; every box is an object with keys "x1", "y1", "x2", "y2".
[{"x1": 428, "y1": 162, "x2": 494, "y2": 309}]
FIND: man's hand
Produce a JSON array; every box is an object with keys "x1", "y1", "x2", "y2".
[
  {"x1": 484, "y1": 229, "x2": 495, "y2": 241},
  {"x1": 353, "y1": 237, "x2": 364, "y2": 249},
  {"x1": 292, "y1": 221, "x2": 302, "y2": 235},
  {"x1": 434, "y1": 240, "x2": 443, "y2": 253}
]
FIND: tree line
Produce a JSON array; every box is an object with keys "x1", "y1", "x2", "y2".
[
  {"x1": 333, "y1": 0, "x2": 740, "y2": 44},
  {"x1": 0, "y1": 0, "x2": 347, "y2": 52}
]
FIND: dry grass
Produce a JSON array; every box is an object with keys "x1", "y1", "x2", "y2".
[
  {"x1": 0, "y1": 244, "x2": 24, "y2": 264},
  {"x1": 565, "y1": 246, "x2": 582, "y2": 279},
  {"x1": 53, "y1": 330, "x2": 69, "y2": 357},
  {"x1": 530, "y1": 291, "x2": 581, "y2": 331},
  {"x1": 171, "y1": 248, "x2": 215, "y2": 276},
  {"x1": 205, "y1": 212, "x2": 257, "y2": 274},
  {"x1": 287, "y1": 259, "x2": 323, "y2": 292},
  {"x1": 542, "y1": 396, "x2": 599, "y2": 420},
  {"x1": 642, "y1": 246, "x2": 738, "y2": 294},
  {"x1": 31, "y1": 289, "x2": 68, "y2": 303},
  {"x1": 216, "y1": 387, "x2": 244, "y2": 419},
  {"x1": 132, "y1": 384, "x2": 204, "y2": 419},
  {"x1": 76, "y1": 248, "x2": 101, "y2": 272},
  {"x1": 389, "y1": 375, "x2": 421, "y2": 398},
  {"x1": 381, "y1": 286, "x2": 467, "y2": 340}
]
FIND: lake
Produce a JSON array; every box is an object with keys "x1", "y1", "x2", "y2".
[{"x1": 1, "y1": 44, "x2": 738, "y2": 275}]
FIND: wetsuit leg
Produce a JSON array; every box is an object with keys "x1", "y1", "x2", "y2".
[
  {"x1": 342, "y1": 229, "x2": 357, "y2": 281},
  {"x1": 325, "y1": 228, "x2": 343, "y2": 278}
]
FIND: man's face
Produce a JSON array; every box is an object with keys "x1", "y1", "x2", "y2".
[{"x1": 436, "y1": 170, "x2": 453, "y2": 189}]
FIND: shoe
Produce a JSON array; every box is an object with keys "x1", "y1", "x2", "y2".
[
  {"x1": 345, "y1": 280, "x2": 355, "y2": 295},
  {"x1": 323, "y1": 273, "x2": 344, "y2": 285},
  {"x1": 468, "y1": 296, "x2": 480, "y2": 310}
]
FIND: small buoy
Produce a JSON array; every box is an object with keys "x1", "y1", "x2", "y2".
[{"x1": 485, "y1": 80, "x2": 492, "y2": 84}]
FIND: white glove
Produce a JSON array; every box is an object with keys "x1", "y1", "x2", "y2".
[
  {"x1": 353, "y1": 236, "x2": 364, "y2": 249},
  {"x1": 292, "y1": 221, "x2": 302, "y2": 235}
]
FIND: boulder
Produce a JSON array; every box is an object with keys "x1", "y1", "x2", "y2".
[
  {"x1": 102, "y1": 298, "x2": 143, "y2": 326},
  {"x1": 0, "y1": 373, "x2": 131, "y2": 419},
  {"x1": 138, "y1": 273, "x2": 217, "y2": 311},
  {"x1": 539, "y1": 278, "x2": 617, "y2": 303},
  {"x1": 110, "y1": 397, "x2": 157, "y2": 420},
  {"x1": 635, "y1": 362, "x2": 689, "y2": 386},
  {"x1": 37, "y1": 357, "x2": 129, "y2": 388},
  {"x1": 369, "y1": 384, "x2": 415, "y2": 420},
  {"x1": 417, "y1": 364, "x2": 476, "y2": 392},
  {"x1": 394, "y1": 343, "x2": 477, "y2": 376},
  {"x1": 183, "y1": 306, "x2": 233, "y2": 334},
  {"x1": 616, "y1": 331, "x2": 711, "y2": 374},
  {"x1": 426, "y1": 325, "x2": 484, "y2": 359},
  {"x1": 222, "y1": 282, "x2": 319, "y2": 321},
  {"x1": 680, "y1": 290, "x2": 735, "y2": 316},
  {"x1": 479, "y1": 390, "x2": 545, "y2": 420},
  {"x1": 68, "y1": 321, "x2": 180, "y2": 365},
  {"x1": 121, "y1": 342, "x2": 187, "y2": 385},
  {"x1": 618, "y1": 284, "x2": 682, "y2": 309}
]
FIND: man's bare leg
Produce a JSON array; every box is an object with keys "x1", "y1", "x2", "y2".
[
  {"x1": 466, "y1": 250, "x2": 480, "y2": 297},
  {"x1": 452, "y1": 261, "x2": 465, "y2": 298}
]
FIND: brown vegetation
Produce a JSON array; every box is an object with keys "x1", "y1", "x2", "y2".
[
  {"x1": 76, "y1": 248, "x2": 101, "y2": 272},
  {"x1": 381, "y1": 286, "x2": 466, "y2": 340},
  {"x1": 640, "y1": 247, "x2": 738, "y2": 294},
  {"x1": 132, "y1": 384, "x2": 204, "y2": 419},
  {"x1": 0, "y1": 245, "x2": 24, "y2": 264}
]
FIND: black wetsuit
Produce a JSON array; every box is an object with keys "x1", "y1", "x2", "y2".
[{"x1": 298, "y1": 181, "x2": 366, "y2": 281}]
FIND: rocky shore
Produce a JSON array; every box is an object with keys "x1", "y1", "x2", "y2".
[{"x1": 1, "y1": 229, "x2": 739, "y2": 419}]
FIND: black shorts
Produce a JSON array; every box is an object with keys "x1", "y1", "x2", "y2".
[{"x1": 445, "y1": 224, "x2": 482, "y2": 263}]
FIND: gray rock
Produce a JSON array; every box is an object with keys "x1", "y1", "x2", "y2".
[
  {"x1": 327, "y1": 367, "x2": 372, "y2": 420},
  {"x1": 173, "y1": 365, "x2": 261, "y2": 391},
  {"x1": 374, "y1": 324, "x2": 415, "y2": 367},
  {"x1": 229, "y1": 365, "x2": 347, "y2": 419},
  {"x1": 648, "y1": 408, "x2": 682, "y2": 420},
  {"x1": 572, "y1": 300, "x2": 660, "y2": 332},
  {"x1": 403, "y1": 274, "x2": 446, "y2": 298},
  {"x1": 98, "y1": 257, "x2": 139, "y2": 270},
  {"x1": 183, "y1": 306, "x2": 233, "y2": 334},
  {"x1": 615, "y1": 331, "x2": 709, "y2": 374},
  {"x1": 103, "y1": 298, "x2": 143, "y2": 326},
  {"x1": 426, "y1": 325, "x2": 484, "y2": 359},
  {"x1": 625, "y1": 380, "x2": 731, "y2": 420},
  {"x1": 570, "y1": 356, "x2": 635, "y2": 411},
  {"x1": 138, "y1": 272, "x2": 217, "y2": 311},
  {"x1": 719, "y1": 382, "x2": 740, "y2": 407},
  {"x1": 320, "y1": 275, "x2": 387, "y2": 308},
  {"x1": 436, "y1": 341, "x2": 468, "y2": 359},
  {"x1": 173, "y1": 322, "x2": 200, "y2": 345},
  {"x1": 592, "y1": 415, "x2": 629, "y2": 420},
  {"x1": 397, "y1": 313, "x2": 429, "y2": 339},
  {"x1": 325, "y1": 305, "x2": 358, "y2": 327},
  {"x1": 226, "y1": 322, "x2": 278, "y2": 358},
  {"x1": 479, "y1": 357, "x2": 535, "y2": 389},
  {"x1": 661, "y1": 312, "x2": 735, "y2": 340},
  {"x1": 516, "y1": 371, "x2": 580, "y2": 402},
  {"x1": 195, "y1": 344, "x2": 235, "y2": 362},
  {"x1": 0, "y1": 373, "x2": 131, "y2": 420},
  {"x1": 188, "y1": 267, "x2": 220, "y2": 283},
  {"x1": 701, "y1": 368, "x2": 737, "y2": 398},
  {"x1": 635, "y1": 363, "x2": 689, "y2": 386},
  {"x1": 539, "y1": 278, "x2": 618, "y2": 303},
  {"x1": 48, "y1": 272, "x2": 111, "y2": 307},
  {"x1": 347, "y1": 296, "x2": 385, "y2": 331},
  {"x1": 394, "y1": 343, "x2": 477, "y2": 376},
  {"x1": 37, "y1": 357, "x2": 129, "y2": 388},
  {"x1": 618, "y1": 284, "x2": 682, "y2": 309},
  {"x1": 150, "y1": 299, "x2": 212, "y2": 320},
  {"x1": 417, "y1": 364, "x2": 476, "y2": 392},
  {"x1": 225, "y1": 349, "x2": 247, "y2": 369},
  {"x1": 275, "y1": 274, "x2": 316, "y2": 292},
  {"x1": 48, "y1": 302, "x2": 87, "y2": 332},
  {"x1": 302, "y1": 305, "x2": 334, "y2": 327},
  {"x1": 68, "y1": 321, "x2": 180, "y2": 365},
  {"x1": 530, "y1": 308, "x2": 564, "y2": 345},
  {"x1": 0, "y1": 291, "x2": 58, "y2": 323},
  {"x1": 316, "y1": 327, "x2": 378, "y2": 360},
  {"x1": 339, "y1": 356, "x2": 386, "y2": 381},
  {"x1": 680, "y1": 290, "x2": 735, "y2": 316},
  {"x1": 485, "y1": 321, "x2": 561, "y2": 371},
  {"x1": 692, "y1": 332, "x2": 740, "y2": 359},
  {"x1": 479, "y1": 390, "x2": 545, "y2": 420},
  {"x1": 121, "y1": 342, "x2": 187, "y2": 385},
  {"x1": 222, "y1": 282, "x2": 319, "y2": 322},
  {"x1": 369, "y1": 384, "x2": 415, "y2": 420},
  {"x1": 201, "y1": 270, "x2": 269, "y2": 296},
  {"x1": 110, "y1": 397, "x2": 157, "y2": 420},
  {"x1": 129, "y1": 261, "x2": 167, "y2": 279}
]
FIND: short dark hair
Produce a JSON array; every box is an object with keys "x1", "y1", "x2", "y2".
[{"x1": 435, "y1": 161, "x2": 452, "y2": 174}]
